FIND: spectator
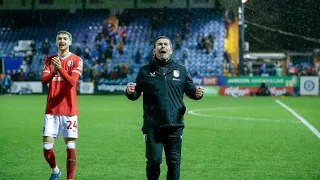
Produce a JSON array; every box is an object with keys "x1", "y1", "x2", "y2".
[
  {"x1": 83, "y1": 32, "x2": 89, "y2": 44},
  {"x1": 229, "y1": 62, "x2": 234, "y2": 76},
  {"x1": 18, "y1": 69, "x2": 25, "y2": 81},
  {"x1": 27, "y1": 54, "x2": 33, "y2": 66},
  {"x1": 197, "y1": 33, "x2": 203, "y2": 49},
  {"x1": 260, "y1": 63, "x2": 267, "y2": 75},
  {"x1": 175, "y1": 33, "x2": 182, "y2": 50},
  {"x1": 119, "y1": 63, "x2": 130, "y2": 78},
  {"x1": 4, "y1": 70, "x2": 12, "y2": 94},
  {"x1": 224, "y1": 51, "x2": 231, "y2": 70},
  {"x1": 91, "y1": 62, "x2": 104, "y2": 82},
  {"x1": 83, "y1": 45, "x2": 91, "y2": 60},
  {"x1": 288, "y1": 64, "x2": 297, "y2": 75},
  {"x1": 257, "y1": 81, "x2": 270, "y2": 96},
  {"x1": 82, "y1": 64, "x2": 91, "y2": 82},
  {"x1": 75, "y1": 43, "x2": 82, "y2": 57},
  {"x1": 104, "y1": 43, "x2": 113, "y2": 59},
  {"x1": 20, "y1": 60, "x2": 29, "y2": 74},
  {"x1": 208, "y1": 32, "x2": 215, "y2": 49},
  {"x1": 0, "y1": 73, "x2": 4, "y2": 94},
  {"x1": 100, "y1": 38, "x2": 108, "y2": 52},
  {"x1": 91, "y1": 44, "x2": 101, "y2": 61},
  {"x1": 120, "y1": 28, "x2": 126, "y2": 44},
  {"x1": 27, "y1": 69, "x2": 37, "y2": 81},
  {"x1": 109, "y1": 68, "x2": 118, "y2": 79},
  {"x1": 182, "y1": 48, "x2": 189, "y2": 67},
  {"x1": 307, "y1": 64, "x2": 313, "y2": 75},
  {"x1": 95, "y1": 40, "x2": 102, "y2": 54},
  {"x1": 135, "y1": 48, "x2": 142, "y2": 65},
  {"x1": 182, "y1": 48, "x2": 188, "y2": 60},
  {"x1": 243, "y1": 65, "x2": 249, "y2": 76},
  {"x1": 30, "y1": 40, "x2": 36, "y2": 55},
  {"x1": 201, "y1": 35, "x2": 207, "y2": 50},
  {"x1": 11, "y1": 69, "x2": 19, "y2": 81},
  {"x1": 204, "y1": 38, "x2": 212, "y2": 54},
  {"x1": 117, "y1": 40, "x2": 124, "y2": 55},
  {"x1": 315, "y1": 61, "x2": 320, "y2": 73},
  {"x1": 41, "y1": 38, "x2": 51, "y2": 56},
  {"x1": 101, "y1": 64, "x2": 110, "y2": 79}
]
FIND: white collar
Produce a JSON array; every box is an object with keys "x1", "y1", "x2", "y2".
[{"x1": 58, "y1": 52, "x2": 72, "y2": 60}]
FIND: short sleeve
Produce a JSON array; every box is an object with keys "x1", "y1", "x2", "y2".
[
  {"x1": 43, "y1": 57, "x2": 51, "y2": 74},
  {"x1": 72, "y1": 58, "x2": 83, "y2": 76}
]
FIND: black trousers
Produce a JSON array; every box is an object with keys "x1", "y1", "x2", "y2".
[{"x1": 145, "y1": 126, "x2": 184, "y2": 180}]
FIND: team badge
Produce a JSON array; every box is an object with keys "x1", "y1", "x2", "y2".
[
  {"x1": 67, "y1": 60, "x2": 73, "y2": 67},
  {"x1": 173, "y1": 70, "x2": 180, "y2": 77}
]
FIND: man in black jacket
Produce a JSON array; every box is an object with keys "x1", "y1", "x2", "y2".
[{"x1": 126, "y1": 36, "x2": 204, "y2": 180}]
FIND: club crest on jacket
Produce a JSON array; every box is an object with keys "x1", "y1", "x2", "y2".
[{"x1": 173, "y1": 70, "x2": 180, "y2": 77}]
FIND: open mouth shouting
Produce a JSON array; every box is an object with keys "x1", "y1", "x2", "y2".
[
  {"x1": 160, "y1": 49, "x2": 167, "y2": 55},
  {"x1": 154, "y1": 38, "x2": 172, "y2": 61}
]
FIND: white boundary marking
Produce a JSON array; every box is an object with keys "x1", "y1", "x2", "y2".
[
  {"x1": 188, "y1": 107, "x2": 297, "y2": 123},
  {"x1": 276, "y1": 100, "x2": 320, "y2": 139}
]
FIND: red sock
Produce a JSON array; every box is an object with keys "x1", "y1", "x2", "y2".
[
  {"x1": 43, "y1": 149, "x2": 56, "y2": 168},
  {"x1": 66, "y1": 148, "x2": 77, "y2": 179}
]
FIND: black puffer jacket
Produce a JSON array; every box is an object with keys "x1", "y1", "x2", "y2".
[{"x1": 126, "y1": 58, "x2": 202, "y2": 132}]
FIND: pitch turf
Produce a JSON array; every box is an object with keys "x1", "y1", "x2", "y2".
[{"x1": 0, "y1": 95, "x2": 319, "y2": 179}]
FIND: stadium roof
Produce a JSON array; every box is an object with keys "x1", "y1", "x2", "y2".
[{"x1": 243, "y1": 0, "x2": 320, "y2": 52}]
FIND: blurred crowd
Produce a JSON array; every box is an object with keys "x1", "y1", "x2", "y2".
[
  {"x1": 2, "y1": 9, "x2": 320, "y2": 89},
  {"x1": 241, "y1": 58, "x2": 320, "y2": 77}
]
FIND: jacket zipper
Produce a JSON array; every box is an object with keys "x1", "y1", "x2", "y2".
[{"x1": 163, "y1": 70, "x2": 170, "y2": 125}]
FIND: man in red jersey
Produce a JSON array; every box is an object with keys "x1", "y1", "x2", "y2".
[{"x1": 41, "y1": 31, "x2": 83, "y2": 180}]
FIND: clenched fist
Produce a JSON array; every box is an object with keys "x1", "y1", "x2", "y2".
[
  {"x1": 126, "y1": 82, "x2": 137, "y2": 94},
  {"x1": 195, "y1": 86, "x2": 204, "y2": 98}
]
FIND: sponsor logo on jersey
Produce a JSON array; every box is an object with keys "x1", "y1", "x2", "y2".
[{"x1": 53, "y1": 76, "x2": 64, "y2": 81}]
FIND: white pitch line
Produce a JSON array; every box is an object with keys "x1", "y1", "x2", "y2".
[
  {"x1": 188, "y1": 107, "x2": 297, "y2": 123},
  {"x1": 275, "y1": 100, "x2": 320, "y2": 139}
]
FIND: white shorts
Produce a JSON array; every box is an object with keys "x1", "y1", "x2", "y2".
[{"x1": 42, "y1": 114, "x2": 78, "y2": 138}]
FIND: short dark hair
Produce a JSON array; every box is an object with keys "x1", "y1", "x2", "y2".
[
  {"x1": 57, "y1": 30, "x2": 72, "y2": 41},
  {"x1": 153, "y1": 36, "x2": 172, "y2": 48}
]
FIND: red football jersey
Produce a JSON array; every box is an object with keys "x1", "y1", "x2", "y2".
[{"x1": 42, "y1": 52, "x2": 83, "y2": 115}]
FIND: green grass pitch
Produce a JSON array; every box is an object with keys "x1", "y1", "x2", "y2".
[{"x1": 0, "y1": 95, "x2": 319, "y2": 179}]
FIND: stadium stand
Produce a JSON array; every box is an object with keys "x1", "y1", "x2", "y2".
[{"x1": 0, "y1": 8, "x2": 225, "y2": 83}]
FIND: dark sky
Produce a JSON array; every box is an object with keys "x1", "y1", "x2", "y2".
[{"x1": 242, "y1": 0, "x2": 320, "y2": 52}]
